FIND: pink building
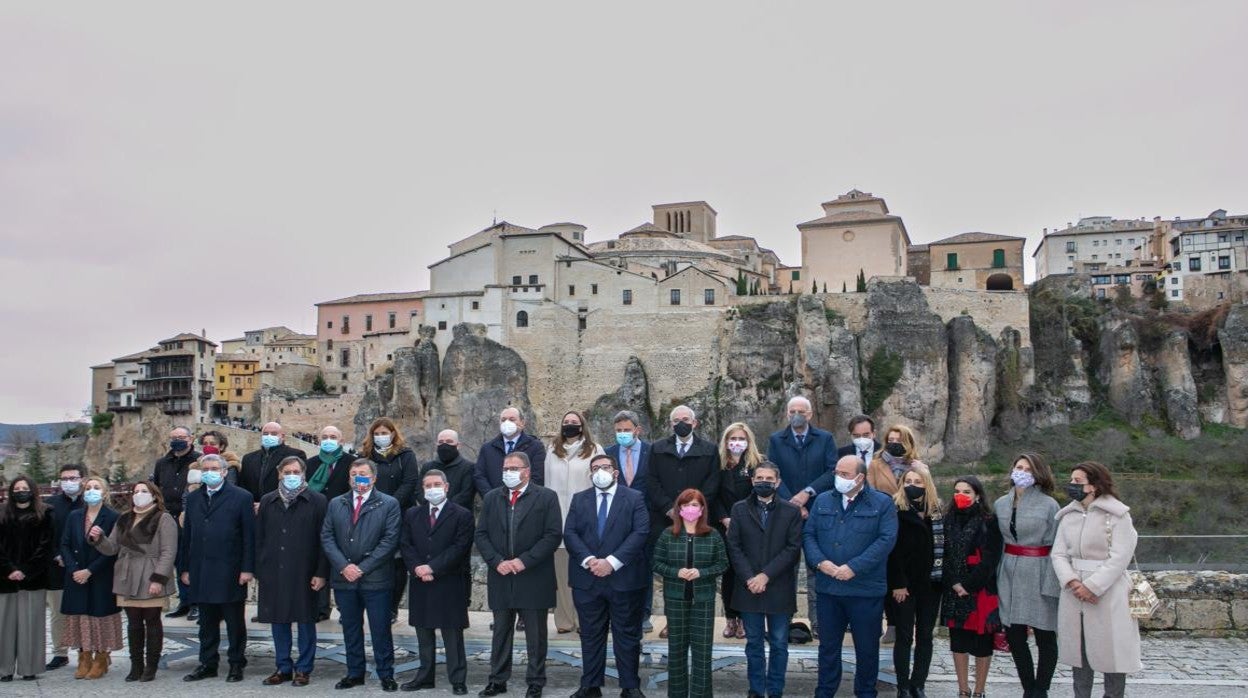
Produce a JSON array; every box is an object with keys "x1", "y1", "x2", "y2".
[{"x1": 314, "y1": 291, "x2": 429, "y2": 393}]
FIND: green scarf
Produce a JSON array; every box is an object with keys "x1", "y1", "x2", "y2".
[{"x1": 308, "y1": 449, "x2": 345, "y2": 492}]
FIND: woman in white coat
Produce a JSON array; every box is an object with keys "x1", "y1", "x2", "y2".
[
  {"x1": 1050, "y1": 461, "x2": 1141, "y2": 698},
  {"x1": 544, "y1": 410, "x2": 604, "y2": 634}
]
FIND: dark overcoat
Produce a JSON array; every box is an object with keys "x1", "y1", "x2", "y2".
[
  {"x1": 59, "y1": 506, "x2": 120, "y2": 616},
  {"x1": 724, "y1": 495, "x2": 804, "y2": 615},
  {"x1": 44, "y1": 492, "x2": 84, "y2": 591},
  {"x1": 400, "y1": 501, "x2": 474, "y2": 629},
  {"x1": 474, "y1": 483, "x2": 562, "y2": 610},
  {"x1": 256, "y1": 488, "x2": 328, "y2": 624},
  {"x1": 179, "y1": 483, "x2": 256, "y2": 604}
]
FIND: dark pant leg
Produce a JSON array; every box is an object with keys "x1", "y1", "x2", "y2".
[
  {"x1": 443, "y1": 627, "x2": 467, "y2": 686},
  {"x1": 845, "y1": 595, "x2": 884, "y2": 698},
  {"x1": 317, "y1": 583, "x2": 331, "y2": 618},
  {"x1": 910, "y1": 583, "x2": 940, "y2": 690},
  {"x1": 741, "y1": 612, "x2": 767, "y2": 695},
  {"x1": 643, "y1": 537, "x2": 657, "y2": 618},
  {"x1": 666, "y1": 598, "x2": 690, "y2": 698},
  {"x1": 1034, "y1": 627, "x2": 1057, "y2": 691},
  {"x1": 272, "y1": 623, "x2": 294, "y2": 674},
  {"x1": 573, "y1": 587, "x2": 609, "y2": 688},
  {"x1": 889, "y1": 593, "x2": 917, "y2": 690},
  {"x1": 721, "y1": 564, "x2": 737, "y2": 620},
  {"x1": 488, "y1": 608, "x2": 517, "y2": 685},
  {"x1": 363, "y1": 588, "x2": 395, "y2": 680},
  {"x1": 687, "y1": 600, "x2": 715, "y2": 698},
  {"x1": 335, "y1": 588, "x2": 367, "y2": 679},
  {"x1": 1007, "y1": 624, "x2": 1036, "y2": 691},
  {"x1": 391, "y1": 559, "x2": 406, "y2": 616},
  {"x1": 222, "y1": 601, "x2": 247, "y2": 667},
  {"x1": 519, "y1": 608, "x2": 548, "y2": 688},
  {"x1": 608, "y1": 588, "x2": 644, "y2": 690},
  {"x1": 764, "y1": 612, "x2": 791, "y2": 696},
  {"x1": 815, "y1": 593, "x2": 849, "y2": 698},
  {"x1": 196, "y1": 603, "x2": 223, "y2": 669},
  {"x1": 294, "y1": 622, "x2": 317, "y2": 674},
  {"x1": 415, "y1": 627, "x2": 437, "y2": 685}
]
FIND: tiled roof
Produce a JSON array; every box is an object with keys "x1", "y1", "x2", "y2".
[
  {"x1": 316, "y1": 291, "x2": 430, "y2": 306},
  {"x1": 159, "y1": 333, "x2": 218, "y2": 346},
  {"x1": 797, "y1": 210, "x2": 903, "y2": 228},
  {"x1": 928, "y1": 232, "x2": 1026, "y2": 245}
]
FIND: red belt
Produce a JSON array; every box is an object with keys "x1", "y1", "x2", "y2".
[{"x1": 1005, "y1": 544, "x2": 1051, "y2": 557}]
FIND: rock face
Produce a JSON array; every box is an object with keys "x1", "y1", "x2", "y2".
[
  {"x1": 1154, "y1": 329, "x2": 1201, "y2": 440},
  {"x1": 1219, "y1": 304, "x2": 1248, "y2": 428},
  {"x1": 1096, "y1": 310, "x2": 1156, "y2": 426},
  {"x1": 943, "y1": 316, "x2": 998, "y2": 463},
  {"x1": 798, "y1": 296, "x2": 863, "y2": 436},
  {"x1": 858, "y1": 280, "x2": 949, "y2": 462},
  {"x1": 586, "y1": 357, "x2": 654, "y2": 442}
]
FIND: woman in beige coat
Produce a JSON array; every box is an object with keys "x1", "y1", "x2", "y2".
[
  {"x1": 544, "y1": 410, "x2": 604, "y2": 633},
  {"x1": 1050, "y1": 461, "x2": 1140, "y2": 698},
  {"x1": 89, "y1": 481, "x2": 177, "y2": 682}
]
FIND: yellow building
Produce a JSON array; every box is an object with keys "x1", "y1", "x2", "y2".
[
  {"x1": 925, "y1": 232, "x2": 1027, "y2": 291},
  {"x1": 213, "y1": 354, "x2": 260, "y2": 420}
]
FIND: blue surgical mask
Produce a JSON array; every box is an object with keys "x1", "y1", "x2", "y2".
[
  {"x1": 83, "y1": 489, "x2": 104, "y2": 506},
  {"x1": 261, "y1": 434, "x2": 281, "y2": 449},
  {"x1": 319, "y1": 438, "x2": 339, "y2": 453},
  {"x1": 282, "y1": 474, "x2": 304, "y2": 490},
  {"x1": 615, "y1": 432, "x2": 635, "y2": 448},
  {"x1": 201, "y1": 470, "x2": 224, "y2": 488},
  {"x1": 372, "y1": 434, "x2": 392, "y2": 450}
]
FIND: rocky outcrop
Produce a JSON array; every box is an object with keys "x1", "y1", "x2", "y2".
[
  {"x1": 1096, "y1": 310, "x2": 1156, "y2": 426},
  {"x1": 1219, "y1": 304, "x2": 1248, "y2": 428},
  {"x1": 797, "y1": 296, "x2": 863, "y2": 435},
  {"x1": 858, "y1": 280, "x2": 949, "y2": 462},
  {"x1": 943, "y1": 317, "x2": 997, "y2": 463},
  {"x1": 436, "y1": 324, "x2": 534, "y2": 454},
  {"x1": 1154, "y1": 329, "x2": 1201, "y2": 439},
  {"x1": 586, "y1": 357, "x2": 654, "y2": 441},
  {"x1": 1140, "y1": 571, "x2": 1248, "y2": 637}
]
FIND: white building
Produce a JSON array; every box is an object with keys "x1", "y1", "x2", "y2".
[
  {"x1": 1161, "y1": 209, "x2": 1248, "y2": 304},
  {"x1": 1032, "y1": 216, "x2": 1158, "y2": 279}
]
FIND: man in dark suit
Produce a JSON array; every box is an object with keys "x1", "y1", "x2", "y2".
[
  {"x1": 603, "y1": 410, "x2": 657, "y2": 631},
  {"x1": 399, "y1": 469, "x2": 474, "y2": 695},
  {"x1": 44, "y1": 463, "x2": 86, "y2": 670},
  {"x1": 474, "y1": 451, "x2": 562, "y2": 698},
  {"x1": 239, "y1": 421, "x2": 306, "y2": 502},
  {"x1": 835, "y1": 414, "x2": 881, "y2": 465},
  {"x1": 474, "y1": 407, "x2": 547, "y2": 497},
  {"x1": 563, "y1": 454, "x2": 650, "y2": 698},
  {"x1": 725, "y1": 462, "x2": 804, "y2": 698},
  {"x1": 179, "y1": 454, "x2": 256, "y2": 683}
]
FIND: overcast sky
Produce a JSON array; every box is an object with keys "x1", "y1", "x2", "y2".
[{"x1": 2, "y1": 1, "x2": 1245, "y2": 425}]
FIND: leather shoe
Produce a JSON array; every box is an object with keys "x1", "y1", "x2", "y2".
[
  {"x1": 454, "y1": 685, "x2": 468, "y2": 695},
  {"x1": 571, "y1": 688, "x2": 602, "y2": 697},
  {"x1": 292, "y1": 672, "x2": 310, "y2": 687},
  {"x1": 479, "y1": 683, "x2": 508, "y2": 696},
  {"x1": 165, "y1": 605, "x2": 190, "y2": 618},
  {"x1": 335, "y1": 676, "x2": 366, "y2": 689},
  {"x1": 183, "y1": 665, "x2": 219, "y2": 681},
  {"x1": 381, "y1": 678, "x2": 399, "y2": 692},
  {"x1": 227, "y1": 665, "x2": 245, "y2": 682},
  {"x1": 45, "y1": 656, "x2": 69, "y2": 670},
  {"x1": 912, "y1": 689, "x2": 928, "y2": 698},
  {"x1": 526, "y1": 686, "x2": 542, "y2": 698},
  {"x1": 187, "y1": 606, "x2": 200, "y2": 622},
  {"x1": 262, "y1": 671, "x2": 291, "y2": 685},
  {"x1": 401, "y1": 679, "x2": 435, "y2": 691},
  {"x1": 621, "y1": 691, "x2": 646, "y2": 698}
]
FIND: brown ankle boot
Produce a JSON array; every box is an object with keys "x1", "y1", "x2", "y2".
[
  {"x1": 87, "y1": 651, "x2": 110, "y2": 679},
  {"x1": 75, "y1": 651, "x2": 92, "y2": 680}
]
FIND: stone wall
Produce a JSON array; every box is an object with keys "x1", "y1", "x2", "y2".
[
  {"x1": 259, "y1": 391, "x2": 364, "y2": 443},
  {"x1": 1139, "y1": 571, "x2": 1248, "y2": 637}
]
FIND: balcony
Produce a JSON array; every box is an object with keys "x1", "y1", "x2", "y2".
[{"x1": 137, "y1": 379, "x2": 192, "y2": 401}]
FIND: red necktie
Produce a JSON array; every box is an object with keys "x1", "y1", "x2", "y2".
[
  {"x1": 509, "y1": 489, "x2": 519, "y2": 507},
  {"x1": 352, "y1": 495, "x2": 363, "y2": 524},
  {"x1": 429, "y1": 507, "x2": 438, "y2": 529}
]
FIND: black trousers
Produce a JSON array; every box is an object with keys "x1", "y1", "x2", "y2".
[
  {"x1": 391, "y1": 558, "x2": 407, "y2": 615},
  {"x1": 197, "y1": 601, "x2": 247, "y2": 668},
  {"x1": 888, "y1": 581, "x2": 940, "y2": 691},
  {"x1": 488, "y1": 608, "x2": 548, "y2": 687},
  {"x1": 721, "y1": 565, "x2": 739, "y2": 621},
  {"x1": 573, "y1": 585, "x2": 644, "y2": 689},
  {"x1": 414, "y1": 626, "x2": 466, "y2": 686},
  {"x1": 1007, "y1": 624, "x2": 1058, "y2": 692}
]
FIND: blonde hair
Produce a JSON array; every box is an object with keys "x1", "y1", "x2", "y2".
[
  {"x1": 882, "y1": 424, "x2": 919, "y2": 461},
  {"x1": 718, "y1": 422, "x2": 763, "y2": 471},
  {"x1": 892, "y1": 463, "x2": 941, "y2": 518}
]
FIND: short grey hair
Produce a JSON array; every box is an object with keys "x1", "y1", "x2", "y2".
[
  {"x1": 422, "y1": 469, "x2": 448, "y2": 485},
  {"x1": 171, "y1": 425, "x2": 193, "y2": 437},
  {"x1": 198, "y1": 453, "x2": 225, "y2": 468},
  {"x1": 669, "y1": 404, "x2": 696, "y2": 421},
  {"x1": 612, "y1": 410, "x2": 641, "y2": 426},
  {"x1": 503, "y1": 451, "x2": 532, "y2": 469},
  {"x1": 278, "y1": 455, "x2": 306, "y2": 473},
  {"x1": 348, "y1": 458, "x2": 376, "y2": 476},
  {"x1": 786, "y1": 395, "x2": 812, "y2": 411}
]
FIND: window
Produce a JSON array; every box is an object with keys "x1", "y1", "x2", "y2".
[
  {"x1": 437, "y1": 321, "x2": 447, "y2": 330},
  {"x1": 1065, "y1": 241, "x2": 1076, "y2": 253},
  {"x1": 1170, "y1": 277, "x2": 1178, "y2": 285},
  {"x1": 387, "y1": 354, "x2": 392, "y2": 361},
  {"x1": 1173, "y1": 260, "x2": 1183, "y2": 271},
  {"x1": 670, "y1": 289, "x2": 681, "y2": 305},
  {"x1": 1189, "y1": 257, "x2": 1202, "y2": 271},
  {"x1": 218, "y1": 375, "x2": 225, "y2": 384},
  {"x1": 471, "y1": 301, "x2": 479, "y2": 310},
  {"x1": 341, "y1": 316, "x2": 350, "y2": 333},
  {"x1": 528, "y1": 274, "x2": 538, "y2": 285},
  {"x1": 1093, "y1": 240, "x2": 1099, "y2": 247},
  {"x1": 1219, "y1": 256, "x2": 1231, "y2": 269},
  {"x1": 340, "y1": 349, "x2": 350, "y2": 367},
  {"x1": 568, "y1": 285, "x2": 576, "y2": 296},
  {"x1": 992, "y1": 249, "x2": 1005, "y2": 268},
  {"x1": 388, "y1": 312, "x2": 396, "y2": 329},
  {"x1": 1237, "y1": 235, "x2": 1244, "y2": 242},
  {"x1": 1114, "y1": 275, "x2": 1130, "y2": 285},
  {"x1": 1171, "y1": 289, "x2": 1179, "y2": 297},
  {"x1": 1092, "y1": 275, "x2": 1111, "y2": 285},
  {"x1": 1128, "y1": 238, "x2": 1135, "y2": 245},
  {"x1": 515, "y1": 311, "x2": 528, "y2": 328},
  {"x1": 701, "y1": 288, "x2": 715, "y2": 305},
  {"x1": 365, "y1": 314, "x2": 373, "y2": 332},
  {"x1": 234, "y1": 389, "x2": 243, "y2": 397},
  {"x1": 341, "y1": 373, "x2": 347, "y2": 380},
  {"x1": 578, "y1": 316, "x2": 587, "y2": 330},
  {"x1": 591, "y1": 284, "x2": 598, "y2": 295},
  {"x1": 327, "y1": 339, "x2": 333, "y2": 351},
  {"x1": 1218, "y1": 234, "x2": 1228, "y2": 243},
  {"x1": 512, "y1": 275, "x2": 521, "y2": 285},
  {"x1": 1091, "y1": 254, "x2": 1098, "y2": 260},
  {"x1": 326, "y1": 320, "x2": 333, "y2": 329},
  {"x1": 946, "y1": 253, "x2": 958, "y2": 270},
  {"x1": 1097, "y1": 288, "x2": 1106, "y2": 299},
  {"x1": 1115, "y1": 239, "x2": 1122, "y2": 245},
  {"x1": 790, "y1": 270, "x2": 800, "y2": 281},
  {"x1": 1068, "y1": 255, "x2": 1075, "y2": 260},
  {"x1": 622, "y1": 289, "x2": 633, "y2": 305}
]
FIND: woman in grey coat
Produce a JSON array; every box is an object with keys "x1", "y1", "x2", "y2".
[
  {"x1": 993, "y1": 454, "x2": 1060, "y2": 698},
  {"x1": 90, "y1": 481, "x2": 177, "y2": 682}
]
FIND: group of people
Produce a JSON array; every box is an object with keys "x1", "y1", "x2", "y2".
[{"x1": 0, "y1": 399, "x2": 1143, "y2": 698}]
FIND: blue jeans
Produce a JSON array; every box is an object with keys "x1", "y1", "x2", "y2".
[
  {"x1": 335, "y1": 587, "x2": 395, "y2": 680},
  {"x1": 816, "y1": 593, "x2": 883, "y2": 698},
  {"x1": 271, "y1": 622, "x2": 317, "y2": 675},
  {"x1": 740, "y1": 612, "x2": 791, "y2": 696}
]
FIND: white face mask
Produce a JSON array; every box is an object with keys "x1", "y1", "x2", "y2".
[
  {"x1": 186, "y1": 469, "x2": 202, "y2": 485},
  {"x1": 502, "y1": 470, "x2": 523, "y2": 489},
  {"x1": 834, "y1": 474, "x2": 859, "y2": 494},
  {"x1": 592, "y1": 470, "x2": 615, "y2": 490},
  {"x1": 500, "y1": 420, "x2": 519, "y2": 437},
  {"x1": 424, "y1": 487, "x2": 447, "y2": 506},
  {"x1": 132, "y1": 491, "x2": 154, "y2": 508},
  {"x1": 372, "y1": 434, "x2": 392, "y2": 450},
  {"x1": 852, "y1": 437, "x2": 874, "y2": 452},
  {"x1": 727, "y1": 439, "x2": 748, "y2": 455},
  {"x1": 60, "y1": 479, "x2": 82, "y2": 495}
]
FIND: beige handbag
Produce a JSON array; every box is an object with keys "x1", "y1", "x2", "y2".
[{"x1": 1106, "y1": 516, "x2": 1160, "y2": 619}]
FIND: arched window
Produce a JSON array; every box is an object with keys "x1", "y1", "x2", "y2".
[
  {"x1": 986, "y1": 273, "x2": 1014, "y2": 291},
  {"x1": 515, "y1": 311, "x2": 529, "y2": 328}
]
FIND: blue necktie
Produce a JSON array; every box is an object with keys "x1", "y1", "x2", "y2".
[{"x1": 597, "y1": 492, "x2": 609, "y2": 539}]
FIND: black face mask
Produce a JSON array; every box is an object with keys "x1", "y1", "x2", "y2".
[
  {"x1": 752, "y1": 482, "x2": 776, "y2": 498},
  {"x1": 673, "y1": 422, "x2": 693, "y2": 438},
  {"x1": 12, "y1": 491, "x2": 33, "y2": 504},
  {"x1": 436, "y1": 444, "x2": 459, "y2": 464},
  {"x1": 903, "y1": 485, "x2": 925, "y2": 502},
  {"x1": 170, "y1": 439, "x2": 189, "y2": 453},
  {"x1": 1065, "y1": 483, "x2": 1090, "y2": 502},
  {"x1": 885, "y1": 442, "x2": 907, "y2": 458},
  {"x1": 561, "y1": 424, "x2": 583, "y2": 439}
]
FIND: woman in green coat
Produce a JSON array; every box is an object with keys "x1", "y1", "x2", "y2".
[{"x1": 653, "y1": 488, "x2": 728, "y2": 698}]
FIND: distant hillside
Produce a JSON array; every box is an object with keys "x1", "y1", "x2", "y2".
[{"x1": 0, "y1": 422, "x2": 80, "y2": 445}]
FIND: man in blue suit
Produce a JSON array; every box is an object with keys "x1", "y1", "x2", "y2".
[
  {"x1": 563, "y1": 454, "x2": 650, "y2": 698},
  {"x1": 602, "y1": 409, "x2": 657, "y2": 632}
]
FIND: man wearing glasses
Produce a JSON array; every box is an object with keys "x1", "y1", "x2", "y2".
[{"x1": 43, "y1": 464, "x2": 87, "y2": 670}]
